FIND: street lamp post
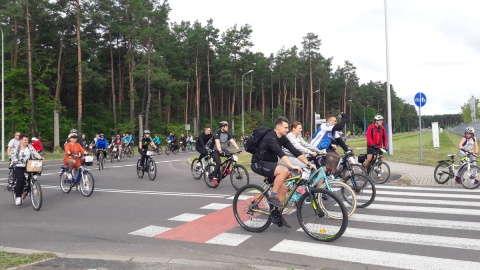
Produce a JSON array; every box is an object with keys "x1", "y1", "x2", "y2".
[
  {"x1": 1, "y1": 27, "x2": 4, "y2": 161},
  {"x1": 363, "y1": 104, "x2": 370, "y2": 132},
  {"x1": 241, "y1": 70, "x2": 254, "y2": 136},
  {"x1": 312, "y1": 89, "x2": 320, "y2": 138}
]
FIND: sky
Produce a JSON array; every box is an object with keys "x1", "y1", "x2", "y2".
[{"x1": 168, "y1": 0, "x2": 480, "y2": 116}]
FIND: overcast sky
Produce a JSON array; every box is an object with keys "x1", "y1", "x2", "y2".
[{"x1": 168, "y1": 0, "x2": 480, "y2": 116}]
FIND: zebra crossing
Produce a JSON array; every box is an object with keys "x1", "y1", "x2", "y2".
[{"x1": 129, "y1": 185, "x2": 480, "y2": 270}]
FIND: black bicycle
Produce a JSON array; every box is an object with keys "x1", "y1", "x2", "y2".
[
  {"x1": 191, "y1": 152, "x2": 215, "y2": 180},
  {"x1": 363, "y1": 148, "x2": 390, "y2": 184},
  {"x1": 203, "y1": 151, "x2": 249, "y2": 190},
  {"x1": 97, "y1": 149, "x2": 107, "y2": 170},
  {"x1": 121, "y1": 145, "x2": 134, "y2": 158},
  {"x1": 136, "y1": 149, "x2": 157, "y2": 181},
  {"x1": 110, "y1": 145, "x2": 121, "y2": 162},
  {"x1": 5, "y1": 162, "x2": 43, "y2": 211},
  {"x1": 165, "y1": 140, "x2": 178, "y2": 155}
]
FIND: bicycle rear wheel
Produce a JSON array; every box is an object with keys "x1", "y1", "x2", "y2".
[
  {"x1": 60, "y1": 172, "x2": 72, "y2": 193},
  {"x1": 30, "y1": 180, "x2": 42, "y2": 211},
  {"x1": 203, "y1": 164, "x2": 218, "y2": 188},
  {"x1": 165, "y1": 145, "x2": 170, "y2": 155},
  {"x1": 433, "y1": 161, "x2": 453, "y2": 184},
  {"x1": 230, "y1": 164, "x2": 249, "y2": 190},
  {"x1": 460, "y1": 165, "x2": 480, "y2": 189},
  {"x1": 147, "y1": 159, "x2": 157, "y2": 181},
  {"x1": 320, "y1": 181, "x2": 357, "y2": 218},
  {"x1": 136, "y1": 159, "x2": 144, "y2": 178},
  {"x1": 80, "y1": 171, "x2": 95, "y2": 197},
  {"x1": 128, "y1": 149, "x2": 134, "y2": 158},
  {"x1": 297, "y1": 188, "x2": 348, "y2": 242},
  {"x1": 110, "y1": 151, "x2": 114, "y2": 163},
  {"x1": 191, "y1": 158, "x2": 203, "y2": 180},
  {"x1": 369, "y1": 160, "x2": 390, "y2": 184},
  {"x1": 344, "y1": 173, "x2": 376, "y2": 208},
  {"x1": 232, "y1": 184, "x2": 272, "y2": 232}
]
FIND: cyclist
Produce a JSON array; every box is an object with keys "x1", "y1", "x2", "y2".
[
  {"x1": 179, "y1": 134, "x2": 187, "y2": 151},
  {"x1": 310, "y1": 113, "x2": 349, "y2": 153},
  {"x1": 125, "y1": 133, "x2": 134, "y2": 153},
  {"x1": 65, "y1": 128, "x2": 86, "y2": 149},
  {"x1": 364, "y1": 115, "x2": 388, "y2": 172},
  {"x1": 31, "y1": 137, "x2": 43, "y2": 153},
  {"x1": 95, "y1": 133, "x2": 109, "y2": 164},
  {"x1": 456, "y1": 127, "x2": 478, "y2": 183},
  {"x1": 281, "y1": 121, "x2": 324, "y2": 168},
  {"x1": 81, "y1": 134, "x2": 88, "y2": 148},
  {"x1": 7, "y1": 132, "x2": 21, "y2": 159},
  {"x1": 64, "y1": 133, "x2": 88, "y2": 182},
  {"x1": 10, "y1": 133, "x2": 44, "y2": 205},
  {"x1": 112, "y1": 134, "x2": 122, "y2": 160},
  {"x1": 153, "y1": 134, "x2": 161, "y2": 148},
  {"x1": 250, "y1": 117, "x2": 316, "y2": 228},
  {"x1": 209, "y1": 121, "x2": 241, "y2": 186},
  {"x1": 196, "y1": 127, "x2": 212, "y2": 161},
  {"x1": 167, "y1": 132, "x2": 178, "y2": 151},
  {"x1": 122, "y1": 133, "x2": 130, "y2": 151},
  {"x1": 138, "y1": 130, "x2": 157, "y2": 169},
  {"x1": 187, "y1": 133, "x2": 195, "y2": 148}
]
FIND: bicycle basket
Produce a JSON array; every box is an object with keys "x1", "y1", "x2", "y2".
[
  {"x1": 84, "y1": 155, "x2": 94, "y2": 166},
  {"x1": 26, "y1": 160, "x2": 43, "y2": 173},
  {"x1": 146, "y1": 150, "x2": 155, "y2": 156},
  {"x1": 358, "y1": 154, "x2": 366, "y2": 164},
  {"x1": 325, "y1": 152, "x2": 341, "y2": 172}
]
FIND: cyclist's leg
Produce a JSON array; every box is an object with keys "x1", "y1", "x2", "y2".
[
  {"x1": 364, "y1": 146, "x2": 375, "y2": 170},
  {"x1": 197, "y1": 148, "x2": 208, "y2": 160},
  {"x1": 211, "y1": 150, "x2": 222, "y2": 179},
  {"x1": 138, "y1": 148, "x2": 147, "y2": 166},
  {"x1": 95, "y1": 149, "x2": 100, "y2": 162},
  {"x1": 13, "y1": 167, "x2": 27, "y2": 199}
]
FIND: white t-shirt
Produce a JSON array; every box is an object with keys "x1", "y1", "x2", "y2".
[{"x1": 8, "y1": 138, "x2": 20, "y2": 148}]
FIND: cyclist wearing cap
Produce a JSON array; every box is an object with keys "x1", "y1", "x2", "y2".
[
  {"x1": 364, "y1": 115, "x2": 388, "y2": 171},
  {"x1": 64, "y1": 133, "x2": 88, "y2": 181},
  {"x1": 65, "y1": 128, "x2": 87, "y2": 149},
  {"x1": 138, "y1": 130, "x2": 156, "y2": 168},
  {"x1": 95, "y1": 133, "x2": 109, "y2": 164},
  {"x1": 208, "y1": 121, "x2": 241, "y2": 186}
]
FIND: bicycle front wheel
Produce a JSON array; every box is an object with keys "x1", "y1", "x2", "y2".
[
  {"x1": 80, "y1": 171, "x2": 95, "y2": 197},
  {"x1": 165, "y1": 146, "x2": 170, "y2": 155},
  {"x1": 232, "y1": 184, "x2": 272, "y2": 232},
  {"x1": 191, "y1": 158, "x2": 203, "y2": 180},
  {"x1": 136, "y1": 159, "x2": 144, "y2": 178},
  {"x1": 434, "y1": 162, "x2": 453, "y2": 184},
  {"x1": 320, "y1": 181, "x2": 357, "y2": 218},
  {"x1": 128, "y1": 149, "x2": 134, "y2": 158},
  {"x1": 30, "y1": 181, "x2": 43, "y2": 211},
  {"x1": 460, "y1": 165, "x2": 480, "y2": 189},
  {"x1": 297, "y1": 188, "x2": 348, "y2": 242},
  {"x1": 60, "y1": 172, "x2": 72, "y2": 193},
  {"x1": 203, "y1": 164, "x2": 218, "y2": 188},
  {"x1": 369, "y1": 160, "x2": 390, "y2": 184},
  {"x1": 230, "y1": 164, "x2": 249, "y2": 190},
  {"x1": 147, "y1": 159, "x2": 157, "y2": 181},
  {"x1": 344, "y1": 173, "x2": 376, "y2": 208},
  {"x1": 98, "y1": 155, "x2": 103, "y2": 170}
]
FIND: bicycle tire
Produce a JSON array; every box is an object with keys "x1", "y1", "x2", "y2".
[
  {"x1": 433, "y1": 161, "x2": 453, "y2": 184},
  {"x1": 203, "y1": 164, "x2": 218, "y2": 188},
  {"x1": 232, "y1": 184, "x2": 272, "y2": 232},
  {"x1": 98, "y1": 155, "x2": 103, "y2": 170},
  {"x1": 80, "y1": 171, "x2": 95, "y2": 197},
  {"x1": 165, "y1": 145, "x2": 170, "y2": 155},
  {"x1": 128, "y1": 149, "x2": 134, "y2": 158},
  {"x1": 110, "y1": 151, "x2": 114, "y2": 163},
  {"x1": 460, "y1": 164, "x2": 480, "y2": 189},
  {"x1": 343, "y1": 173, "x2": 376, "y2": 208},
  {"x1": 350, "y1": 164, "x2": 368, "y2": 175},
  {"x1": 156, "y1": 146, "x2": 163, "y2": 155},
  {"x1": 368, "y1": 160, "x2": 391, "y2": 184},
  {"x1": 136, "y1": 159, "x2": 144, "y2": 178},
  {"x1": 30, "y1": 180, "x2": 42, "y2": 211},
  {"x1": 191, "y1": 158, "x2": 203, "y2": 180},
  {"x1": 230, "y1": 164, "x2": 250, "y2": 190},
  {"x1": 297, "y1": 188, "x2": 348, "y2": 242},
  {"x1": 319, "y1": 181, "x2": 357, "y2": 218},
  {"x1": 147, "y1": 159, "x2": 157, "y2": 181},
  {"x1": 60, "y1": 172, "x2": 72, "y2": 193}
]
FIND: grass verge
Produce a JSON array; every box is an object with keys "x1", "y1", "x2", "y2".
[{"x1": 0, "y1": 251, "x2": 56, "y2": 269}]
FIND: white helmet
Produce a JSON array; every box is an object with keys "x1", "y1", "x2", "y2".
[
  {"x1": 465, "y1": 127, "x2": 475, "y2": 134},
  {"x1": 374, "y1": 115, "x2": 384, "y2": 120}
]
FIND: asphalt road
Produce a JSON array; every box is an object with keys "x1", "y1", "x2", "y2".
[{"x1": 1, "y1": 152, "x2": 479, "y2": 270}]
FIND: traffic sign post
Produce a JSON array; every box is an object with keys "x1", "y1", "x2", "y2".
[{"x1": 414, "y1": 92, "x2": 427, "y2": 161}]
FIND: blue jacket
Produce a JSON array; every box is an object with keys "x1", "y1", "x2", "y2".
[{"x1": 95, "y1": 138, "x2": 109, "y2": 149}]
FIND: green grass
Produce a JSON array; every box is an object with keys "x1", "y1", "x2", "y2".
[
  {"x1": 346, "y1": 131, "x2": 463, "y2": 166},
  {"x1": 0, "y1": 251, "x2": 55, "y2": 269}
]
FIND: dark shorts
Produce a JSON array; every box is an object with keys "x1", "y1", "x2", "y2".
[
  {"x1": 367, "y1": 146, "x2": 382, "y2": 155},
  {"x1": 251, "y1": 161, "x2": 277, "y2": 182}
]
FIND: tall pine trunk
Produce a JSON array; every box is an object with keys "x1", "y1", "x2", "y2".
[
  {"x1": 26, "y1": 0, "x2": 36, "y2": 136},
  {"x1": 75, "y1": 0, "x2": 83, "y2": 135},
  {"x1": 109, "y1": 33, "x2": 117, "y2": 134}
]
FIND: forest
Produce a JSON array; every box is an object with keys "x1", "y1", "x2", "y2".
[{"x1": 0, "y1": 0, "x2": 464, "y2": 150}]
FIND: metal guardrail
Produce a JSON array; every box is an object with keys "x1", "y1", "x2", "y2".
[{"x1": 448, "y1": 122, "x2": 480, "y2": 135}]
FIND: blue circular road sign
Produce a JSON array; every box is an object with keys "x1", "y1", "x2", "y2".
[{"x1": 414, "y1": 92, "x2": 427, "y2": 107}]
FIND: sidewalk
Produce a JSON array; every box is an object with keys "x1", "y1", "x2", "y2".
[{"x1": 388, "y1": 160, "x2": 463, "y2": 187}]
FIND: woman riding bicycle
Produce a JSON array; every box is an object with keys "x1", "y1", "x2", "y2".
[
  {"x1": 138, "y1": 130, "x2": 157, "y2": 169},
  {"x1": 64, "y1": 133, "x2": 88, "y2": 181},
  {"x1": 10, "y1": 133, "x2": 44, "y2": 206}
]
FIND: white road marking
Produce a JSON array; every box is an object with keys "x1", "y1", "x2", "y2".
[
  {"x1": 351, "y1": 214, "x2": 480, "y2": 230},
  {"x1": 376, "y1": 185, "x2": 480, "y2": 193},
  {"x1": 376, "y1": 190, "x2": 479, "y2": 199},
  {"x1": 128, "y1": 225, "x2": 171, "y2": 237},
  {"x1": 271, "y1": 239, "x2": 480, "y2": 270},
  {"x1": 200, "y1": 203, "x2": 231, "y2": 210},
  {"x1": 367, "y1": 204, "x2": 480, "y2": 215},
  {"x1": 205, "y1": 233, "x2": 251, "y2": 246},
  {"x1": 168, "y1": 213, "x2": 205, "y2": 222},
  {"x1": 373, "y1": 196, "x2": 479, "y2": 207}
]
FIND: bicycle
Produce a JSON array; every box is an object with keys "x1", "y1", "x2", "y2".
[
  {"x1": 155, "y1": 144, "x2": 163, "y2": 155},
  {"x1": 179, "y1": 141, "x2": 188, "y2": 152},
  {"x1": 283, "y1": 166, "x2": 357, "y2": 218},
  {"x1": 203, "y1": 151, "x2": 249, "y2": 190},
  {"x1": 5, "y1": 161, "x2": 43, "y2": 211},
  {"x1": 232, "y1": 167, "x2": 348, "y2": 242},
  {"x1": 434, "y1": 149, "x2": 480, "y2": 189},
  {"x1": 97, "y1": 149, "x2": 107, "y2": 170},
  {"x1": 165, "y1": 140, "x2": 178, "y2": 155},
  {"x1": 362, "y1": 147, "x2": 391, "y2": 184},
  {"x1": 186, "y1": 141, "x2": 195, "y2": 152},
  {"x1": 121, "y1": 145, "x2": 134, "y2": 158},
  {"x1": 59, "y1": 155, "x2": 95, "y2": 197},
  {"x1": 191, "y1": 151, "x2": 215, "y2": 180},
  {"x1": 136, "y1": 149, "x2": 157, "y2": 181},
  {"x1": 110, "y1": 145, "x2": 121, "y2": 162}
]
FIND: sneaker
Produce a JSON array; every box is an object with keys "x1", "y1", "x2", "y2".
[
  {"x1": 322, "y1": 193, "x2": 328, "y2": 201},
  {"x1": 377, "y1": 173, "x2": 382, "y2": 179},
  {"x1": 455, "y1": 176, "x2": 461, "y2": 184},
  {"x1": 67, "y1": 174, "x2": 73, "y2": 180},
  {"x1": 212, "y1": 177, "x2": 219, "y2": 186},
  {"x1": 268, "y1": 196, "x2": 283, "y2": 207},
  {"x1": 15, "y1": 197, "x2": 22, "y2": 206},
  {"x1": 280, "y1": 216, "x2": 291, "y2": 228}
]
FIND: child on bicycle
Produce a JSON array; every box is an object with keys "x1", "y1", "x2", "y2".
[
  {"x1": 455, "y1": 127, "x2": 478, "y2": 183},
  {"x1": 64, "y1": 133, "x2": 88, "y2": 181}
]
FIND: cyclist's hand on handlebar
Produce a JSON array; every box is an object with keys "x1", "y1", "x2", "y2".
[
  {"x1": 292, "y1": 165, "x2": 302, "y2": 173},
  {"x1": 310, "y1": 152, "x2": 317, "y2": 157},
  {"x1": 308, "y1": 163, "x2": 317, "y2": 170}
]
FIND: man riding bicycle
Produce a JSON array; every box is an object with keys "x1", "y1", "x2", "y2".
[
  {"x1": 250, "y1": 117, "x2": 316, "y2": 228},
  {"x1": 138, "y1": 130, "x2": 157, "y2": 169},
  {"x1": 210, "y1": 121, "x2": 241, "y2": 186},
  {"x1": 111, "y1": 135, "x2": 122, "y2": 160},
  {"x1": 196, "y1": 127, "x2": 212, "y2": 161},
  {"x1": 95, "y1": 133, "x2": 109, "y2": 164},
  {"x1": 364, "y1": 115, "x2": 388, "y2": 171}
]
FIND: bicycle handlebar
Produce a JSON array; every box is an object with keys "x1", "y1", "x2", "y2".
[{"x1": 460, "y1": 148, "x2": 478, "y2": 157}]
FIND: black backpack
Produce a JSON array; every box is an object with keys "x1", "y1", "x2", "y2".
[{"x1": 244, "y1": 126, "x2": 272, "y2": 154}]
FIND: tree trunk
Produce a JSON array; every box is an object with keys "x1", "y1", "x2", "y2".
[
  {"x1": 54, "y1": 37, "x2": 63, "y2": 148},
  {"x1": 185, "y1": 82, "x2": 189, "y2": 125},
  {"x1": 207, "y1": 45, "x2": 213, "y2": 128},
  {"x1": 261, "y1": 79, "x2": 265, "y2": 118},
  {"x1": 75, "y1": 0, "x2": 83, "y2": 135},
  {"x1": 195, "y1": 47, "x2": 200, "y2": 135},
  {"x1": 26, "y1": 0, "x2": 36, "y2": 136},
  {"x1": 109, "y1": 33, "x2": 117, "y2": 134},
  {"x1": 128, "y1": 41, "x2": 135, "y2": 125}
]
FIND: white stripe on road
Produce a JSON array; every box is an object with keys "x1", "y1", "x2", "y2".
[
  {"x1": 168, "y1": 213, "x2": 205, "y2": 222},
  {"x1": 376, "y1": 190, "x2": 479, "y2": 199},
  {"x1": 206, "y1": 233, "x2": 251, "y2": 246},
  {"x1": 296, "y1": 227, "x2": 480, "y2": 250},
  {"x1": 374, "y1": 196, "x2": 480, "y2": 207},
  {"x1": 129, "y1": 225, "x2": 171, "y2": 237},
  {"x1": 367, "y1": 204, "x2": 480, "y2": 216},
  {"x1": 376, "y1": 185, "x2": 480, "y2": 193},
  {"x1": 351, "y1": 214, "x2": 480, "y2": 230},
  {"x1": 271, "y1": 239, "x2": 480, "y2": 270}
]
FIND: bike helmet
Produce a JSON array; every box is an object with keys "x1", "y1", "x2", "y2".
[
  {"x1": 99, "y1": 133, "x2": 104, "y2": 137},
  {"x1": 219, "y1": 121, "x2": 229, "y2": 128},
  {"x1": 374, "y1": 115, "x2": 384, "y2": 120},
  {"x1": 70, "y1": 128, "x2": 77, "y2": 133},
  {"x1": 143, "y1": 130, "x2": 150, "y2": 134},
  {"x1": 465, "y1": 127, "x2": 475, "y2": 134}
]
